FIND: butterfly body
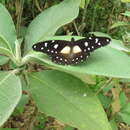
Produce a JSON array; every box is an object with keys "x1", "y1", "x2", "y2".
[{"x1": 32, "y1": 34, "x2": 111, "y2": 65}]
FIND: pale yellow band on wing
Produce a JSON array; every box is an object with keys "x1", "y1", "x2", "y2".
[
  {"x1": 60, "y1": 46, "x2": 71, "y2": 54},
  {"x1": 72, "y1": 45, "x2": 82, "y2": 54}
]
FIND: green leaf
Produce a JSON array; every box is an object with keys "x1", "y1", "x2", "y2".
[
  {"x1": 80, "y1": 0, "x2": 90, "y2": 8},
  {"x1": 23, "y1": 35, "x2": 130, "y2": 79},
  {"x1": 120, "y1": 102, "x2": 130, "y2": 114},
  {"x1": 0, "y1": 4, "x2": 16, "y2": 51},
  {"x1": 119, "y1": 92, "x2": 128, "y2": 108},
  {"x1": 25, "y1": 0, "x2": 80, "y2": 53},
  {"x1": 80, "y1": 0, "x2": 86, "y2": 8},
  {"x1": 110, "y1": 120, "x2": 118, "y2": 130},
  {"x1": 117, "y1": 102, "x2": 130, "y2": 125},
  {"x1": 110, "y1": 21, "x2": 130, "y2": 29},
  {"x1": 14, "y1": 95, "x2": 29, "y2": 115},
  {"x1": 28, "y1": 70, "x2": 112, "y2": 130},
  {"x1": 0, "y1": 56, "x2": 9, "y2": 65},
  {"x1": 110, "y1": 39, "x2": 130, "y2": 52},
  {"x1": 122, "y1": 11, "x2": 130, "y2": 17},
  {"x1": 0, "y1": 71, "x2": 22, "y2": 127},
  {"x1": 121, "y1": 0, "x2": 130, "y2": 3},
  {"x1": 117, "y1": 112, "x2": 130, "y2": 125},
  {"x1": 0, "y1": 47, "x2": 16, "y2": 64},
  {"x1": 98, "y1": 94, "x2": 112, "y2": 109}
]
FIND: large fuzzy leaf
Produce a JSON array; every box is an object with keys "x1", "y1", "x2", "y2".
[
  {"x1": 25, "y1": 0, "x2": 80, "y2": 53},
  {"x1": 28, "y1": 70, "x2": 112, "y2": 130},
  {"x1": 0, "y1": 4, "x2": 16, "y2": 51},
  {"x1": 0, "y1": 71, "x2": 22, "y2": 126}
]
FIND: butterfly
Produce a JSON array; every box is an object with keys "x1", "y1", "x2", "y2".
[{"x1": 32, "y1": 34, "x2": 111, "y2": 65}]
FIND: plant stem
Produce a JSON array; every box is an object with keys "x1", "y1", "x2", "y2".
[
  {"x1": 16, "y1": 0, "x2": 24, "y2": 38},
  {"x1": 73, "y1": 21, "x2": 80, "y2": 36},
  {"x1": 96, "y1": 78, "x2": 113, "y2": 95}
]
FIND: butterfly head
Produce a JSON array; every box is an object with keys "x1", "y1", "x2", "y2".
[{"x1": 71, "y1": 37, "x2": 75, "y2": 42}]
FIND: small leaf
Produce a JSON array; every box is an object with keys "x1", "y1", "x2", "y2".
[
  {"x1": 25, "y1": 0, "x2": 80, "y2": 53},
  {"x1": 80, "y1": 0, "x2": 85, "y2": 8},
  {"x1": 110, "y1": 21, "x2": 130, "y2": 29},
  {"x1": 119, "y1": 92, "x2": 128, "y2": 108},
  {"x1": 0, "y1": 71, "x2": 22, "y2": 126},
  {"x1": 14, "y1": 95, "x2": 29, "y2": 114},
  {"x1": 110, "y1": 120, "x2": 118, "y2": 130},
  {"x1": 28, "y1": 70, "x2": 112, "y2": 130},
  {"x1": 118, "y1": 112, "x2": 130, "y2": 125},
  {"x1": 120, "y1": 102, "x2": 130, "y2": 113},
  {"x1": 122, "y1": 11, "x2": 130, "y2": 17},
  {"x1": 98, "y1": 94, "x2": 112, "y2": 109}
]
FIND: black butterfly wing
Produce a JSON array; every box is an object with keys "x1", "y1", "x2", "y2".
[
  {"x1": 32, "y1": 40, "x2": 69, "y2": 56},
  {"x1": 51, "y1": 51, "x2": 90, "y2": 65},
  {"x1": 75, "y1": 34, "x2": 111, "y2": 52}
]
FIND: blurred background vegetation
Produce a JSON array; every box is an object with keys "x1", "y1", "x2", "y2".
[{"x1": 0, "y1": 0, "x2": 129, "y2": 38}]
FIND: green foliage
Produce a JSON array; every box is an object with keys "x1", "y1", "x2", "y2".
[
  {"x1": 0, "y1": 56, "x2": 9, "y2": 65},
  {"x1": 0, "y1": 4, "x2": 16, "y2": 51},
  {"x1": 0, "y1": 0, "x2": 130, "y2": 129},
  {"x1": 28, "y1": 70, "x2": 112, "y2": 130}
]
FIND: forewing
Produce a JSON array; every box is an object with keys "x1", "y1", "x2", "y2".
[
  {"x1": 75, "y1": 34, "x2": 111, "y2": 52},
  {"x1": 32, "y1": 40, "x2": 69, "y2": 56}
]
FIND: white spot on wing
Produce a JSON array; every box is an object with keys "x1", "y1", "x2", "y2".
[
  {"x1": 106, "y1": 39, "x2": 110, "y2": 42},
  {"x1": 47, "y1": 49, "x2": 50, "y2": 52},
  {"x1": 76, "y1": 57, "x2": 78, "y2": 60},
  {"x1": 84, "y1": 42, "x2": 88, "y2": 47},
  {"x1": 41, "y1": 47, "x2": 44, "y2": 50},
  {"x1": 80, "y1": 55, "x2": 83, "y2": 58},
  {"x1": 98, "y1": 42, "x2": 101, "y2": 45},
  {"x1": 54, "y1": 44, "x2": 58, "y2": 49},
  {"x1": 52, "y1": 40, "x2": 55, "y2": 43},
  {"x1": 60, "y1": 58, "x2": 62, "y2": 61},
  {"x1": 84, "y1": 49, "x2": 86, "y2": 52},
  {"x1": 33, "y1": 45, "x2": 36, "y2": 48},
  {"x1": 95, "y1": 38, "x2": 98, "y2": 43},
  {"x1": 89, "y1": 37, "x2": 92, "y2": 40},
  {"x1": 92, "y1": 46, "x2": 94, "y2": 49},
  {"x1": 44, "y1": 42, "x2": 48, "y2": 47},
  {"x1": 51, "y1": 50, "x2": 54, "y2": 53},
  {"x1": 87, "y1": 47, "x2": 90, "y2": 50}
]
